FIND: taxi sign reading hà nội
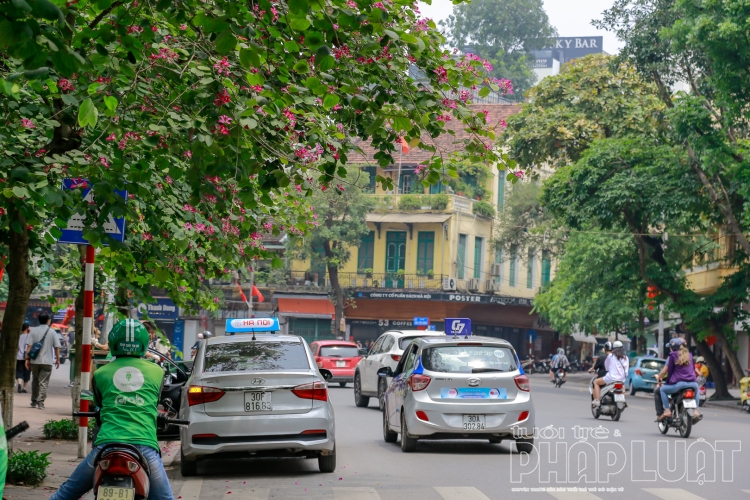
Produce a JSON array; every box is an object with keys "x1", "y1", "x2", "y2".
[
  {"x1": 225, "y1": 317, "x2": 280, "y2": 333},
  {"x1": 445, "y1": 318, "x2": 472, "y2": 336}
]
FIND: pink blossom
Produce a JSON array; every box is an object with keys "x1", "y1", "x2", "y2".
[
  {"x1": 151, "y1": 25, "x2": 158, "y2": 32},
  {"x1": 263, "y1": 222, "x2": 273, "y2": 231},
  {"x1": 347, "y1": 0, "x2": 357, "y2": 7},
  {"x1": 183, "y1": 151, "x2": 192, "y2": 159},
  {"x1": 99, "y1": 156, "x2": 110, "y2": 167},
  {"x1": 21, "y1": 118, "x2": 35, "y2": 129},
  {"x1": 373, "y1": 1, "x2": 386, "y2": 9},
  {"x1": 482, "y1": 60, "x2": 493, "y2": 72},
  {"x1": 180, "y1": 24, "x2": 187, "y2": 30},
  {"x1": 217, "y1": 125, "x2": 230, "y2": 135},
  {"x1": 436, "y1": 114, "x2": 452, "y2": 122},
  {"x1": 270, "y1": 6, "x2": 279, "y2": 22},
  {"x1": 214, "y1": 89, "x2": 231, "y2": 107},
  {"x1": 106, "y1": 133, "x2": 116, "y2": 141},
  {"x1": 184, "y1": 222, "x2": 193, "y2": 230},
  {"x1": 213, "y1": 57, "x2": 231, "y2": 75},
  {"x1": 442, "y1": 98, "x2": 457, "y2": 109},
  {"x1": 183, "y1": 204, "x2": 198, "y2": 213},
  {"x1": 459, "y1": 90, "x2": 471, "y2": 102},
  {"x1": 435, "y1": 66, "x2": 448, "y2": 84},
  {"x1": 204, "y1": 194, "x2": 218, "y2": 203},
  {"x1": 142, "y1": 232, "x2": 153, "y2": 241},
  {"x1": 213, "y1": 297, "x2": 220, "y2": 303},
  {"x1": 415, "y1": 164, "x2": 427, "y2": 174},
  {"x1": 295, "y1": 184, "x2": 302, "y2": 193},
  {"x1": 95, "y1": 76, "x2": 111, "y2": 84},
  {"x1": 149, "y1": 47, "x2": 180, "y2": 64},
  {"x1": 178, "y1": 286, "x2": 187, "y2": 292},
  {"x1": 58, "y1": 78, "x2": 75, "y2": 93},
  {"x1": 333, "y1": 24, "x2": 339, "y2": 30},
  {"x1": 414, "y1": 19, "x2": 429, "y2": 32},
  {"x1": 514, "y1": 170, "x2": 524, "y2": 178},
  {"x1": 127, "y1": 25, "x2": 144, "y2": 34},
  {"x1": 166, "y1": 175, "x2": 173, "y2": 184},
  {"x1": 491, "y1": 77, "x2": 514, "y2": 95},
  {"x1": 218, "y1": 115, "x2": 232, "y2": 125}
]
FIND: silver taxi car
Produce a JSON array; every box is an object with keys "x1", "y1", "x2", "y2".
[
  {"x1": 380, "y1": 336, "x2": 535, "y2": 452},
  {"x1": 179, "y1": 333, "x2": 336, "y2": 475}
]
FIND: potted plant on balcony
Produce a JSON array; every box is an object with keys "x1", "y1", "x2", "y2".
[
  {"x1": 361, "y1": 268, "x2": 373, "y2": 278},
  {"x1": 427, "y1": 269, "x2": 435, "y2": 279}
]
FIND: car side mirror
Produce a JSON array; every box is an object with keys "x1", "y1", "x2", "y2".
[
  {"x1": 377, "y1": 367, "x2": 392, "y2": 377},
  {"x1": 319, "y1": 368, "x2": 333, "y2": 381}
]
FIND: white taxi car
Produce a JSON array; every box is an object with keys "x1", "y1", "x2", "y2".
[
  {"x1": 380, "y1": 335, "x2": 535, "y2": 453},
  {"x1": 354, "y1": 329, "x2": 445, "y2": 410}
]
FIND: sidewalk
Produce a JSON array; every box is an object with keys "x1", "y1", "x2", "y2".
[
  {"x1": 4, "y1": 362, "x2": 178, "y2": 500},
  {"x1": 555, "y1": 371, "x2": 744, "y2": 410}
]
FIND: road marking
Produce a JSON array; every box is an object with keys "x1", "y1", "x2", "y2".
[
  {"x1": 548, "y1": 491, "x2": 603, "y2": 500},
  {"x1": 178, "y1": 478, "x2": 203, "y2": 500},
  {"x1": 333, "y1": 487, "x2": 381, "y2": 500},
  {"x1": 642, "y1": 488, "x2": 706, "y2": 500},
  {"x1": 434, "y1": 486, "x2": 491, "y2": 500}
]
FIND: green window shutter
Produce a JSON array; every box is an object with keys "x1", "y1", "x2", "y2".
[
  {"x1": 527, "y1": 248, "x2": 535, "y2": 288},
  {"x1": 386, "y1": 231, "x2": 407, "y2": 273},
  {"x1": 542, "y1": 250, "x2": 552, "y2": 286},
  {"x1": 417, "y1": 232, "x2": 435, "y2": 274},
  {"x1": 457, "y1": 234, "x2": 467, "y2": 279},
  {"x1": 364, "y1": 166, "x2": 377, "y2": 193},
  {"x1": 357, "y1": 231, "x2": 375, "y2": 272},
  {"x1": 509, "y1": 245, "x2": 517, "y2": 287},
  {"x1": 474, "y1": 237, "x2": 483, "y2": 279},
  {"x1": 429, "y1": 181, "x2": 444, "y2": 194}
]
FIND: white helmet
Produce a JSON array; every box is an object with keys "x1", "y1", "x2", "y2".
[
  {"x1": 197, "y1": 332, "x2": 204, "y2": 340},
  {"x1": 557, "y1": 348, "x2": 565, "y2": 355},
  {"x1": 613, "y1": 340, "x2": 623, "y2": 349}
]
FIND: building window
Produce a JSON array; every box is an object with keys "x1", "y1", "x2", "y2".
[
  {"x1": 527, "y1": 248, "x2": 535, "y2": 289},
  {"x1": 509, "y1": 245, "x2": 518, "y2": 287},
  {"x1": 474, "y1": 237, "x2": 483, "y2": 279},
  {"x1": 399, "y1": 171, "x2": 421, "y2": 194},
  {"x1": 542, "y1": 250, "x2": 552, "y2": 286},
  {"x1": 494, "y1": 247, "x2": 503, "y2": 284},
  {"x1": 457, "y1": 234, "x2": 467, "y2": 279},
  {"x1": 357, "y1": 231, "x2": 375, "y2": 272},
  {"x1": 497, "y1": 174, "x2": 505, "y2": 211},
  {"x1": 416, "y1": 232, "x2": 435, "y2": 274},
  {"x1": 363, "y1": 166, "x2": 377, "y2": 193},
  {"x1": 385, "y1": 231, "x2": 407, "y2": 273}
]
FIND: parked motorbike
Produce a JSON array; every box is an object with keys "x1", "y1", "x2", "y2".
[
  {"x1": 590, "y1": 377, "x2": 627, "y2": 421},
  {"x1": 74, "y1": 409, "x2": 188, "y2": 500},
  {"x1": 520, "y1": 358, "x2": 534, "y2": 374},
  {"x1": 656, "y1": 385, "x2": 701, "y2": 438},
  {"x1": 553, "y1": 368, "x2": 566, "y2": 388},
  {"x1": 696, "y1": 376, "x2": 706, "y2": 407},
  {"x1": 568, "y1": 359, "x2": 581, "y2": 374},
  {"x1": 533, "y1": 358, "x2": 551, "y2": 374}
]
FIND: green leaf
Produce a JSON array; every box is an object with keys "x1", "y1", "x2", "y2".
[
  {"x1": 478, "y1": 86, "x2": 490, "y2": 98},
  {"x1": 317, "y1": 55, "x2": 335, "y2": 71},
  {"x1": 23, "y1": 67, "x2": 49, "y2": 80},
  {"x1": 28, "y1": 0, "x2": 63, "y2": 22},
  {"x1": 392, "y1": 116, "x2": 411, "y2": 132},
  {"x1": 214, "y1": 30, "x2": 237, "y2": 55},
  {"x1": 104, "y1": 95, "x2": 118, "y2": 111},
  {"x1": 10, "y1": 0, "x2": 32, "y2": 13},
  {"x1": 384, "y1": 30, "x2": 399, "y2": 40},
  {"x1": 12, "y1": 186, "x2": 29, "y2": 198},
  {"x1": 288, "y1": 0, "x2": 308, "y2": 14},
  {"x1": 245, "y1": 72, "x2": 264, "y2": 86},
  {"x1": 240, "y1": 48, "x2": 260, "y2": 68},
  {"x1": 289, "y1": 17, "x2": 311, "y2": 31},
  {"x1": 78, "y1": 98, "x2": 98, "y2": 128},
  {"x1": 87, "y1": 83, "x2": 101, "y2": 95},
  {"x1": 322, "y1": 93, "x2": 340, "y2": 109},
  {"x1": 293, "y1": 59, "x2": 310, "y2": 74},
  {"x1": 399, "y1": 33, "x2": 418, "y2": 43}
]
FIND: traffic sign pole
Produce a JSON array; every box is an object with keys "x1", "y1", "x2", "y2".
[{"x1": 78, "y1": 245, "x2": 95, "y2": 458}]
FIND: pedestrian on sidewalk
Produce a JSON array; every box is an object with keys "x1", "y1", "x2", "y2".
[
  {"x1": 16, "y1": 322, "x2": 31, "y2": 393},
  {"x1": 24, "y1": 313, "x2": 61, "y2": 410}
]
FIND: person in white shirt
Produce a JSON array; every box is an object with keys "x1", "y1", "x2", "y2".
[
  {"x1": 16, "y1": 323, "x2": 31, "y2": 393},
  {"x1": 591, "y1": 340, "x2": 629, "y2": 407},
  {"x1": 24, "y1": 314, "x2": 61, "y2": 409}
]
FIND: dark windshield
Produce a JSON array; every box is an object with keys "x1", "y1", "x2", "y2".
[
  {"x1": 203, "y1": 342, "x2": 309, "y2": 372},
  {"x1": 399, "y1": 336, "x2": 430, "y2": 350},
  {"x1": 641, "y1": 359, "x2": 665, "y2": 371},
  {"x1": 319, "y1": 346, "x2": 360, "y2": 358},
  {"x1": 422, "y1": 345, "x2": 518, "y2": 373}
]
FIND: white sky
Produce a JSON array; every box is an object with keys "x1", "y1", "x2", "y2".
[{"x1": 419, "y1": 0, "x2": 624, "y2": 54}]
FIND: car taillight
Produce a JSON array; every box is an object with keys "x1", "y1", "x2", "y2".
[
  {"x1": 187, "y1": 386, "x2": 226, "y2": 406},
  {"x1": 684, "y1": 389, "x2": 694, "y2": 399},
  {"x1": 315, "y1": 356, "x2": 323, "y2": 368},
  {"x1": 408, "y1": 374, "x2": 431, "y2": 391},
  {"x1": 614, "y1": 382, "x2": 624, "y2": 391},
  {"x1": 515, "y1": 375, "x2": 530, "y2": 392},
  {"x1": 416, "y1": 410, "x2": 429, "y2": 421},
  {"x1": 292, "y1": 381, "x2": 328, "y2": 401},
  {"x1": 391, "y1": 354, "x2": 401, "y2": 361},
  {"x1": 99, "y1": 454, "x2": 139, "y2": 475},
  {"x1": 635, "y1": 369, "x2": 642, "y2": 376},
  {"x1": 517, "y1": 411, "x2": 529, "y2": 422}
]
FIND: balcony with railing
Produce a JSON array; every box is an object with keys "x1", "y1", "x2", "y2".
[{"x1": 368, "y1": 193, "x2": 496, "y2": 219}]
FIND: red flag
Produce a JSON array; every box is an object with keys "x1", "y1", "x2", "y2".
[
  {"x1": 399, "y1": 137, "x2": 410, "y2": 154},
  {"x1": 62, "y1": 305, "x2": 75, "y2": 326},
  {"x1": 0, "y1": 256, "x2": 5, "y2": 283},
  {"x1": 237, "y1": 282, "x2": 248, "y2": 303},
  {"x1": 252, "y1": 285, "x2": 265, "y2": 303}
]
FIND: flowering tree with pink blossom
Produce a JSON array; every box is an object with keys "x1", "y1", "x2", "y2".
[{"x1": 0, "y1": 0, "x2": 509, "y2": 425}]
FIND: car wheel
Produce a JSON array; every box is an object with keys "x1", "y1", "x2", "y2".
[
  {"x1": 488, "y1": 437, "x2": 502, "y2": 444},
  {"x1": 339, "y1": 382, "x2": 347, "y2": 388},
  {"x1": 353, "y1": 373, "x2": 370, "y2": 408},
  {"x1": 377, "y1": 377, "x2": 387, "y2": 411},
  {"x1": 400, "y1": 411, "x2": 417, "y2": 452},
  {"x1": 318, "y1": 445, "x2": 336, "y2": 473},
  {"x1": 383, "y1": 409, "x2": 397, "y2": 443},
  {"x1": 515, "y1": 438, "x2": 534, "y2": 453},
  {"x1": 629, "y1": 381, "x2": 636, "y2": 396},
  {"x1": 180, "y1": 448, "x2": 198, "y2": 477}
]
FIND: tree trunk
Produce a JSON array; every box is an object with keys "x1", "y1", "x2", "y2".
[
  {"x1": 689, "y1": 331, "x2": 732, "y2": 399},
  {"x1": 327, "y1": 264, "x2": 344, "y2": 339},
  {"x1": 0, "y1": 209, "x2": 38, "y2": 428},
  {"x1": 710, "y1": 322, "x2": 744, "y2": 387}
]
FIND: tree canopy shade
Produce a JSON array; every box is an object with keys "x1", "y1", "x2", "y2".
[
  {"x1": 0, "y1": 0, "x2": 511, "y2": 426},
  {"x1": 441, "y1": 0, "x2": 557, "y2": 99}
]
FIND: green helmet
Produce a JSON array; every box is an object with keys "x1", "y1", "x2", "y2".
[{"x1": 109, "y1": 319, "x2": 150, "y2": 357}]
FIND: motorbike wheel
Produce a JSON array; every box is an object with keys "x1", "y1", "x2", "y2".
[
  {"x1": 658, "y1": 419, "x2": 669, "y2": 434},
  {"x1": 678, "y1": 407, "x2": 692, "y2": 438},
  {"x1": 699, "y1": 399, "x2": 705, "y2": 407},
  {"x1": 569, "y1": 366, "x2": 578, "y2": 374},
  {"x1": 611, "y1": 405, "x2": 622, "y2": 422},
  {"x1": 591, "y1": 405, "x2": 600, "y2": 419}
]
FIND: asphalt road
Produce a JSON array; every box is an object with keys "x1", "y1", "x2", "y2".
[{"x1": 169, "y1": 374, "x2": 750, "y2": 500}]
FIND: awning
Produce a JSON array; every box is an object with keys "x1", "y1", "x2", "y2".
[
  {"x1": 277, "y1": 298, "x2": 334, "y2": 320},
  {"x1": 366, "y1": 213, "x2": 451, "y2": 224},
  {"x1": 571, "y1": 333, "x2": 598, "y2": 344}
]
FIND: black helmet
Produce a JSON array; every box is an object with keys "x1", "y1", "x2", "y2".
[{"x1": 604, "y1": 341, "x2": 613, "y2": 351}]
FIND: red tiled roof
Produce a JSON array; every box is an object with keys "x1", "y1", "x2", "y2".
[{"x1": 349, "y1": 103, "x2": 522, "y2": 165}]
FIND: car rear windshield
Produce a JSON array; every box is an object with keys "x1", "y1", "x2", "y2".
[
  {"x1": 203, "y1": 342, "x2": 309, "y2": 372},
  {"x1": 399, "y1": 336, "x2": 429, "y2": 350},
  {"x1": 641, "y1": 359, "x2": 665, "y2": 371},
  {"x1": 422, "y1": 345, "x2": 518, "y2": 373},
  {"x1": 319, "y1": 346, "x2": 360, "y2": 358}
]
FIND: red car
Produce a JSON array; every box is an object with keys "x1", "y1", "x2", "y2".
[{"x1": 309, "y1": 340, "x2": 362, "y2": 387}]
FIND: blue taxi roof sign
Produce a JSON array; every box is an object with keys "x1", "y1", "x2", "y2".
[
  {"x1": 225, "y1": 317, "x2": 280, "y2": 333},
  {"x1": 445, "y1": 318, "x2": 472, "y2": 336}
]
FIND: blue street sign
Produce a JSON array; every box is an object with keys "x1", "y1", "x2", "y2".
[
  {"x1": 413, "y1": 317, "x2": 429, "y2": 327},
  {"x1": 526, "y1": 329, "x2": 538, "y2": 342},
  {"x1": 428, "y1": 325, "x2": 436, "y2": 331},
  {"x1": 225, "y1": 317, "x2": 280, "y2": 333},
  {"x1": 172, "y1": 320, "x2": 185, "y2": 360},
  {"x1": 58, "y1": 179, "x2": 127, "y2": 245},
  {"x1": 445, "y1": 318, "x2": 472, "y2": 336}
]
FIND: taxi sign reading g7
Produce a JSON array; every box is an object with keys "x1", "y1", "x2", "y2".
[
  {"x1": 445, "y1": 318, "x2": 472, "y2": 336},
  {"x1": 225, "y1": 317, "x2": 280, "y2": 334}
]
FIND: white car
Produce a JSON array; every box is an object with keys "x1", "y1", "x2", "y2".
[
  {"x1": 179, "y1": 334, "x2": 336, "y2": 475},
  {"x1": 354, "y1": 329, "x2": 445, "y2": 409}
]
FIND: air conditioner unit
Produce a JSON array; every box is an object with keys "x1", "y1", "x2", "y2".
[
  {"x1": 490, "y1": 263, "x2": 502, "y2": 276},
  {"x1": 486, "y1": 280, "x2": 501, "y2": 293},
  {"x1": 442, "y1": 276, "x2": 457, "y2": 291},
  {"x1": 468, "y1": 278, "x2": 481, "y2": 291}
]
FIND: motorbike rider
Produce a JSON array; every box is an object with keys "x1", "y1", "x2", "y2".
[
  {"x1": 592, "y1": 340, "x2": 628, "y2": 407},
  {"x1": 655, "y1": 338, "x2": 702, "y2": 421},
  {"x1": 191, "y1": 330, "x2": 212, "y2": 359},
  {"x1": 549, "y1": 347, "x2": 570, "y2": 384},
  {"x1": 50, "y1": 319, "x2": 173, "y2": 500},
  {"x1": 694, "y1": 356, "x2": 709, "y2": 378},
  {"x1": 589, "y1": 341, "x2": 612, "y2": 378}
]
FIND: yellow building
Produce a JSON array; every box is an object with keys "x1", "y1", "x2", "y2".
[{"x1": 285, "y1": 104, "x2": 559, "y2": 355}]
